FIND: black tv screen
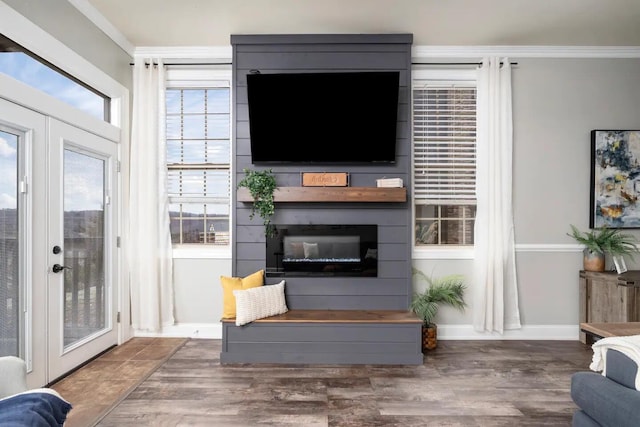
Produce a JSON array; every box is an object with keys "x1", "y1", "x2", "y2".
[{"x1": 246, "y1": 71, "x2": 399, "y2": 164}]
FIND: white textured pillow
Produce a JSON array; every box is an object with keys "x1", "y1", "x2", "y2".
[{"x1": 233, "y1": 280, "x2": 288, "y2": 326}]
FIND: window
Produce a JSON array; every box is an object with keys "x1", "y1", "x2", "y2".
[
  {"x1": 413, "y1": 70, "x2": 477, "y2": 247},
  {"x1": 0, "y1": 127, "x2": 22, "y2": 357},
  {"x1": 0, "y1": 34, "x2": 109, "y2": 121},
  {"x1": 166, "y1": 68, "x2": 231, "y2": 246}
]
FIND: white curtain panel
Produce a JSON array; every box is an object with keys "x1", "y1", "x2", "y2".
[
  {"x1": 129, "y1": 58, "x2": 175, "y2": 332},
  {"x1": 473, "y1": 57, "x2": 521, "y2": 334}
]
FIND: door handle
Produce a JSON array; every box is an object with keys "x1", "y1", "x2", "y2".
[{"x1": 52, "y1": 264, "x2": 71, "y2": 273}]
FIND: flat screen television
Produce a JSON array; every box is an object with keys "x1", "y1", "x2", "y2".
[{"x1": 246, "y1": 71, "x2": 399, "y2": 164}]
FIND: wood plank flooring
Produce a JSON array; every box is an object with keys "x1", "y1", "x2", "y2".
[
  {"x1": 50, "y1": 337, "x2": 187, "y2": 427},
  {"x1": 84, "y1": 338, "x2": 593, "y2": 427}
]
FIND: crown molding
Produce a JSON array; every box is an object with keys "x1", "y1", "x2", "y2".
[
  {"x1": 67, "y1": 0, "x2": 134, "y2": 56},
  {"x1": 413, "y1": 45, "x2": 640, "y2": 59},
  {"x1": 141, "y1": 45, "x2": 640, "y2": 62},
  {"x1": 134, "y1": 46, "x2": 232, "y2": 62}
]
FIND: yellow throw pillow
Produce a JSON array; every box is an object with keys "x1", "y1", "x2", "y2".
[{"x1": 220, "y1": 269, "x2": 264, "y2": 319}]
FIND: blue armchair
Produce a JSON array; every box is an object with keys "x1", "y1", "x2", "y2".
[{"x1": 571, "y1": 349, "x2": 640, "y2": 426}]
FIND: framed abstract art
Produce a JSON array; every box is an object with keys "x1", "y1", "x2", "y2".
[{"x1": 590, "y1": 130, "x2": 640, "y2": 228}]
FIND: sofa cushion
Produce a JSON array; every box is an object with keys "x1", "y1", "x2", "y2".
[
  {"x1": 571, "y1": 371, "x2": 640, "y2": 427},
  {"x1": 572, "y1": 409, "x2": 602, "y2": 427},
  {"x1": 607, "y1": 349, "x2": 639, "y2": 389},
  {"x1": 0, "y1": 356, "x2": 27, "y2": 398},
  {"x1": 0, "y1": 389, "x2": 72, "y2": 426}
]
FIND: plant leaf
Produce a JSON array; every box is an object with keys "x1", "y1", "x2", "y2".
[
  {"x1": 567, "y1": 224, "x2": 638, "y2": 258},
  {"x1": 411, "y1": 271, "x2": 467, "y2": 325}
]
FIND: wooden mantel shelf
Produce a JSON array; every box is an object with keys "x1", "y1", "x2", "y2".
[{"x1": 237, "y1": 186, "x2": 407, "y2": 203}]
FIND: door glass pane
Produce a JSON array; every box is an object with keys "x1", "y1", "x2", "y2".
[
  {"x1": 63, "y1": 149, "x2": 106, "y2": 348},
  {"x1": 0, "y1": 130, "x2": 19, "y2": 356}
]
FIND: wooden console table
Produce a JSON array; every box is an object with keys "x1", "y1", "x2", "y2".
[
  {"x1": 579, "y1": 270, "x2": 640, "y2": 343},
  {"x1": 580, "y1": 322, "x2": 640, "y2": 344}
]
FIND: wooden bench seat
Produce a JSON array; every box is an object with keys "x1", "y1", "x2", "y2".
[
  {"x1": 221, "y1": 309, "x2": 423, "y2": 324},
  {"x1": 220, "y1": 309, "x2": 423, "y2": 365}
]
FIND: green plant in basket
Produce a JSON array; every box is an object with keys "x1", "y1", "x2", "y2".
[
  {"x1": 410, "y1": 269, "x2": 467, "y2": 327},
  {"x1": 567, "y1": 225, "x2": 638, "y2": 259},
  {"x1": 567, "y1": 224, "x2": 638, "y2": 272}
]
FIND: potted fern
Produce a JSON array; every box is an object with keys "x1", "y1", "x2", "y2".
[
  {"x1": 567, "y1": 225, "x2": 638, "y2": 272},
  {"x1": 237, "y1": 168, "x2": 277, "y2": 237},
  {"x1": 410, "y1": 269, "x2": 467, "y2": 351}
]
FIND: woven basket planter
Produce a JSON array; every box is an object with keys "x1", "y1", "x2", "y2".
[{"x1": 422, "y1": 324, "x2": 437, "y2": 351}]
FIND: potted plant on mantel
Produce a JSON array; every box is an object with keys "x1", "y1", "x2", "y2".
[
  {"x1": 567, "y1": 224, "x2": 639, "y2": 272},
  {"x1": 410, "y1": 269, "x2": 467, "y2": 351},
  {"x1": 237, "y1": 168, "x2": 277, "y2": 237}
]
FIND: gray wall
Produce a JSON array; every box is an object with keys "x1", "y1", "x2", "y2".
[
  {"x1": 514, "y1": 58, "x2": 640, "y2": 324},
  {"x1": 173, "y1": 259, "x2": 231, "y2": 324},
  {"x1": 414, "y1": 57, "x2": 640, "y2": 329},
  {"x1": 3, "y1": 0, "x2": 132, "y2": 89},
  {"x1": 231, "y1": 34, "x2": 414, "y2": 311},
  {"x1": 513, "y1": 58, "x2": 640, "y2": 242}
]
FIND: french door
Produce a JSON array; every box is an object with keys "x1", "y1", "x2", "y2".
[
  {"x1": 47, "y1": 119, "x2": 118, "y2": 382},
  {"x1": 0, "y1": 97, "x2": 119, "y2": 387}
]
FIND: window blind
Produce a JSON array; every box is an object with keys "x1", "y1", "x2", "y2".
[
  {"x1": 413, "y1": 84, "x2": 477, "y2": 204},
  {"x1": 166, "y1": 86, "x2": 231, "y2": 202},
  {"x1": 165, "y1": 70, "x2": 232, "y2": 245}
]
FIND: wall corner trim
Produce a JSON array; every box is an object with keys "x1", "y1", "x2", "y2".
[
  {"x1": 134, "y1": 46, "x2": 232, "y2": 61},
  {"x1": 413, "y1": 45, "x2": 640, "y2": 59},
  {"x1": 67, "y1": 0, "x2": 135, "y2": 56}
]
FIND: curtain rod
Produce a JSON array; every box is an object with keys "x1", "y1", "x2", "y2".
[
  {"x1": 131, "y1": 61, "x2": 517, "y2": 66},
  {"x1": 129, "y1": 62, "x2": 232, "y2": 66},
  {"x1": 412, "y1": 61, "x2": 518, "y2": 66}
]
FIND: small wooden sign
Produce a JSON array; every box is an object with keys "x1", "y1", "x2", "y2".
[{"x1": 301, "y1": 172, "x2": 349, "y2": 187}]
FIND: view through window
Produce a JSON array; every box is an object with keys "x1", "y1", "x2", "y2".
[
  {"x1": 0, "y1": 128, "x2": 21, "y2": 357},
  {"x1": 166, "y1": 71, "x2": 231, "y2": 246},
  {"x1": 0, "y1": 34, "x2": 109, "y2": 121}
]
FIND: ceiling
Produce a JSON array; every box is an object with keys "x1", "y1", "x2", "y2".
[{"x1": 80, "y1": 0, "x2": 640, "y2": 50}]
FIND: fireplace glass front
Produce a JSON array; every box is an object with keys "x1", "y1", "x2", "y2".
[{"x1": 266, "y1": 224, "x2": 377, "y2": 277}]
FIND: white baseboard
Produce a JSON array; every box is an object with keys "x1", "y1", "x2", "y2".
[
  {"x1": 437, "y1": 324, "x2": 580, "y2": 340},
  {"x1": 134, "y1": 322, "x2": 222, "y2": 339},
  {"x1": 133, "y1": 322, "x2": 579, "y2": 341}
]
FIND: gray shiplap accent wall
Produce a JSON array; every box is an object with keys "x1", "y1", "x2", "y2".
[{"x1": 231, "y1": 34, "x2": 413, "y2": 310}]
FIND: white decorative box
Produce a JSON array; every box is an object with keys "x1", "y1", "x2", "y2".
[{"x1": 376, "y1": 178, "x2": 403, "y2": 188}]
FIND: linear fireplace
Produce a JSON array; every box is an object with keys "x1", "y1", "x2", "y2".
[{"x1": 266, "y1": 224, "x2": 377, "y2": 277}]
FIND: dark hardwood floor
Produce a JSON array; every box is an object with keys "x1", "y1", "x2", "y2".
[{"x1": 70, "y1": 338, "x2": 594, "y2": 427}]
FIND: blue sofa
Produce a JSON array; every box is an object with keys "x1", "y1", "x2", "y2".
[{"x1": 571, "y1": 349, "x2": 640, "y2": 427}]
